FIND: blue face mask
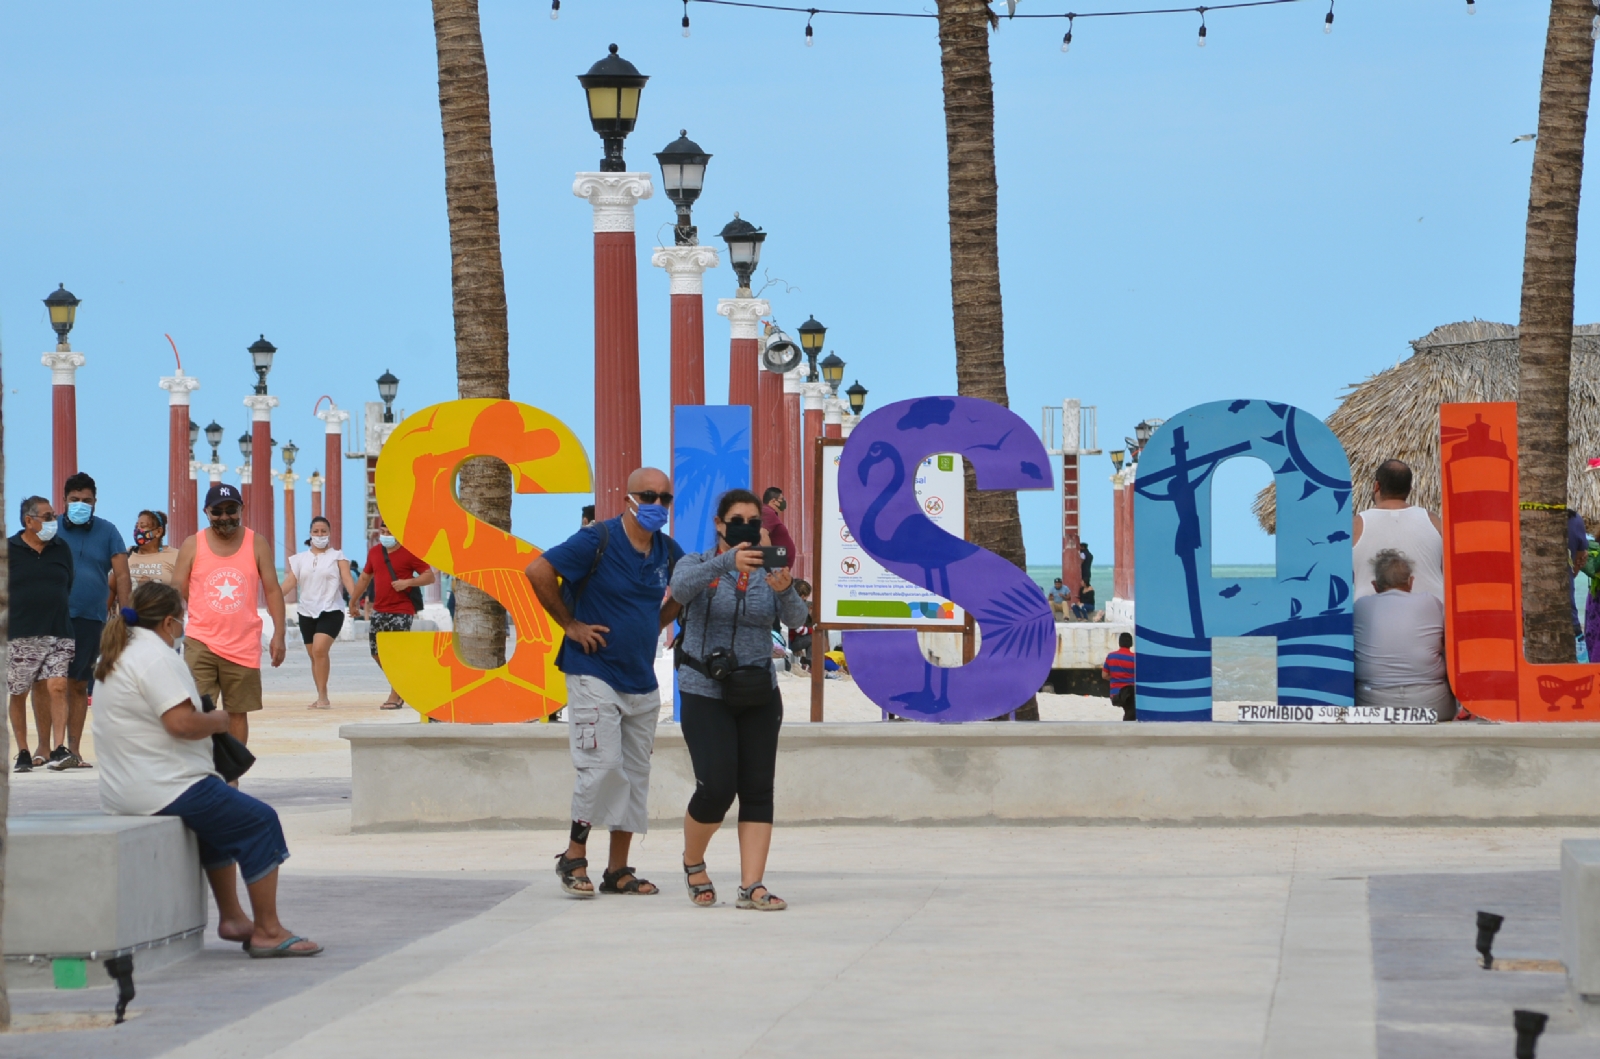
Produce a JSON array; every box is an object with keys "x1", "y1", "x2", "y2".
[
  {"x1": 66, "y1": 501, "x2": 92, "y2": 525},
  {"x1": 37, "y1": 519, "x2": 58, "y2": 542},
  {"x1": 632, "y1": 502, "x2": 669, "y2": 533}
]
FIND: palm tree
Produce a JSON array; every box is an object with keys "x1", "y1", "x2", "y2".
[
  {"x1": 432, "y1": 0, "x2": 512, "y2": 669},
  {"x1": 936, "y1": 1, "x2": 1038, "y2": 719},
  {"x1": 0, "y1": 350, "x2": 10, "y2": 1030},
  {"x1": 1517, "y1": 0, "x2": 1595, "y2": 664}
]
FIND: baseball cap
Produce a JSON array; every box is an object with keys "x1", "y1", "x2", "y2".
[{"x1": 205, "y1": 483, "x2": 244, "y2": 509}]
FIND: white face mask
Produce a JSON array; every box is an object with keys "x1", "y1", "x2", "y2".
[
  {"x1": 36, "y1": 519, "x2": 58, "y2": 541},
  {"x1": 310, "y1": 535, "x2": 330, "y2": 549}
]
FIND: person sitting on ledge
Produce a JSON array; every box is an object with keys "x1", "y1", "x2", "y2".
[
  {"x1": 1352, "y1": 548, "x2": 1456, "y2": 721},
  {"x1": 93, "y1": 582, "x2": 321, "y2": 957},
  {"x1": 1071, "y1": 583, "x2": 1098, "y2": 621}
]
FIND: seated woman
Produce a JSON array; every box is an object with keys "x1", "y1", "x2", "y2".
[
  {"x1": 1352, "y1": 548, "x2": 1456, "y2": 721},
  {"x1": 670, "y1": 489, "x2": 808, "y2": 911},
  {"x1": 92, "y1": 582, "x2": 322, "y2": 957}
]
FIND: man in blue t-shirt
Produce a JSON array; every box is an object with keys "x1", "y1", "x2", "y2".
[
  {"x1": 55, "y1": 472, "x2": 131, "y2": 769},
  {"x1": 526, "y1": 467, "x2": 684, "y2": 899}
]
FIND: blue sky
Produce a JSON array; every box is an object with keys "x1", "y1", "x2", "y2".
[{"x1": 0, "y1": 1, "x2": 1580, "y2": 572}]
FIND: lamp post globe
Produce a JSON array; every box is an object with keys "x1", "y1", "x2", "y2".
[
  {"x1": 578, "y1": 44, "x2": 648, "y2": 173},
  {"x1": 1135, "y1": 420, "x2": 1155, "y2": 447},
  {"x1": 248, "y1": 335, "x2": 276, "y2": 395},
  {"x1": 238, "y1": 432, "x2": 254, "y2": 462},
  {"x1": 43, "y1": 284, "x2": 81, "y2": 348},
  {"x1": 656, "y1": 130, "x2": 711, "y2": 245},
  {"x1": 845, "y1": 380, "x2": 868, "y2": 416},
  {"x1": 188, "y1": 418, "x2": 200, "y2": 454},
  {"x1": 819, "y1": 351, "x2": 845, "y2": 394},
  {"x1": 205, "y1": 420, "x2": 224, "y2": 461},
  {"x1": 282, "y1": 440, "x2": 299, "y2": 468},
  {"x1": 1110, "y1": 449, "x2": 1125, "y2": 473},
  {"x1": 798, "y1": 315, "x2": 826, "y2": 381},
  {"x1": 718, "y1": 213, "x2": 765, "y2": 293},
  {"x1": 376, "y1": 369, "x2": 400, "y2": 423}
]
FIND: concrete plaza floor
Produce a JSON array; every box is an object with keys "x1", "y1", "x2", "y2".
[{"x1": 5, "y1": 641, "x2": 1597, "y2": 1056}]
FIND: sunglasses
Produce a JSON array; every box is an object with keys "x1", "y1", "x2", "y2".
[
  {"x1": 630, "y1": 490, "x2": 674, "y2": 506},
  {"x1": 210, "y1": 504, "x2": 242, "y2": 516},
  {"x1": 724, "y1": 516, "x2": 757, "y2": 526}
]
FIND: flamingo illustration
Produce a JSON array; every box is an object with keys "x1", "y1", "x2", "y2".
[
  {"x1": 856, "y1": 441, "x2": 978, "y2": 598},
  {"x1": 890, "y1": 657, "x2": 954, "y2": 715}
]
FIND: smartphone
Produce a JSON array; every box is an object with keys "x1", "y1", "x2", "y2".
[{"x1": 759, "y1": 546, "x2": 788, "y2": 570}]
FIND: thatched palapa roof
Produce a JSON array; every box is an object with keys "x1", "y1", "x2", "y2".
[{"x1": 1253, "y1": 320, "x2": 1600, "y2": 532}]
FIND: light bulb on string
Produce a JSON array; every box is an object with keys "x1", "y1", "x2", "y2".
[
  {"x1": 1465, "y1": 0, "x2": 1475, "y2": 13},
  {"x1": 550, "y1": 0, "x2": 559, "y2": 19},
  {"x1": 683, "y1": 3, "x2": 691, "y2": 37},
  {"x1": 1197, "y1": 11, "x2": 1207, "y2": 48},
  {"x1": 1061, "y1": 15, "x2": 1073, "y2": 53},
  {"x1": 1324, "y1": 1, "x2": 1334, "y2": 33},
  {"x1": 805, "y1": 12, "x2": 815, "y2": 47}
]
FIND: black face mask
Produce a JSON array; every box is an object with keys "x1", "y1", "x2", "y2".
[{"x1": 722, "y1": 519, "x2": 762, "y2": 548}]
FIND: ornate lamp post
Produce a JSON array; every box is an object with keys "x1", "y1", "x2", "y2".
[
  {"x1": 845, "y1": 380, "x2": 868, "y2": 417},
  {"x1": 652, "y1": 131, "x2": 719, "y2": 450},
  {"x1": 798, "y1": 316, "x2": 826, "y2": 381},
  {"x1": 377, "y1": 370, "x2": 399, "y2": 423},
  {"x1": 277, "y1": 440, "x2": 300, "y2": 567},
  {"x1": 820, "y1": 352, "x2": 845, "y2": 439},
  {"x1": 758, "y1": 327, "x2": 801, "y2": 503},
  {"x1": 243, "y1": 335, "x2": 279, "y2": 547},
  {"x1": 717, "y1": 213, "x2": 770, "y2": 486},
  {"x1": 41, "y1": 285, "x2": 85, "y2": 509},
  {"x1": 574, "y1": 44, "x2": 653, "y2": 518},
  {"x1": 316, "y1": 398, "x2": 350, "y2": 549},
  {"x1": 160, "y1": 357, "x2": 202, "y2": 547},
  {"x1": 198, "y1": 421, "x2": 227, "y2": 529}
]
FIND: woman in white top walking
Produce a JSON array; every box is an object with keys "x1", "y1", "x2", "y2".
[
  {"x1": 278, "y1": 517, "x2": 356, "y2": 709},
  {"x1": 92, "y1": 582, "x2": 321, "y2": 957},
  {"x1": 1352, "y1": 459, "x2": 1445, "y2": 602}
]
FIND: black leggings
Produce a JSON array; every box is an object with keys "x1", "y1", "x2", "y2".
[{"x1": 680, "y1": 687, "x2": 783, "y2": 825}]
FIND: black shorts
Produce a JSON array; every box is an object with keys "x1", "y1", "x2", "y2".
[
  {"x1": 68, "y1": 617, "x2": 103, "y2": 683},
  {"x1": 298, "y1": 610, "x2": 345, "y2": 644}
]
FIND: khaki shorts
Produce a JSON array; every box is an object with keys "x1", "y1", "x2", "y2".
[{"x1": 185, "y1": 638, "x2": 263, "y2": 714}]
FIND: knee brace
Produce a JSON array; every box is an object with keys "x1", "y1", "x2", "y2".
[{"x1": 570, "y1": 820, "x2": 591, "y2": 846}]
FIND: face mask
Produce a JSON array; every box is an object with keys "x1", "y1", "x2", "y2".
[
  {"x1": 134, "y1": 529, "x2": 156, "y2": 547},
  {"x1": 379, "y1": 534, "x2": 398, "y2": 549},
  {"x1": 722, "y1": 518, "x2": 762, "y2": 548},
  {"x1": 631, "y1": 502, "x2": 669, "y2": 533},
  {"x1": 36, "y1": 519, "x2": 58, "y2": 542},
  {"x1": 775, "y1": 498, "x2": 787, "y2": 512},
  {"x1": 310, "y1": 535, "x2": 330, "y2": 549},
  {"x1": 66, "y1": 501, "x2": 92, "y2": 525}
]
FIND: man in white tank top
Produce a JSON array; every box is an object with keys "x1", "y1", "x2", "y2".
[{"x1": 1352, "y1": 459, "x2": 1445, "y2": 603}]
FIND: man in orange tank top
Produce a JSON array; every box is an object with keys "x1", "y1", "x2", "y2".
[{"x1": 173, "y1": 484, "x2": 287, "y2": 745}]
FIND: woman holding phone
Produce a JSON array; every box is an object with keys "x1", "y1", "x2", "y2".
[{"x1": 669, "y1": 488, "x2": 807, "y2": 910}]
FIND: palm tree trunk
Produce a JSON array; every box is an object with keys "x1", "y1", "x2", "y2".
[
  {"x1": 0, "y1": 352, "x2": 10, "y2": 1030},
  {"x1": 937, "y1": 1, "x2": 1037, "y2": 720},
  {"x1": 1517, "y1": 0, "x2": 1594, "y2": 664},
  {"x1": 937, "y1": 0, "x2": 1024, "y2": 572},
  {"x1": 432, "y1": 0, "x2": 512, "y2": 669}
]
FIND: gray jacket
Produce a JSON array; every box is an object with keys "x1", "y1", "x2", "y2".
[{"x1": 670, "y1": 548, "x2": 808, "y2": 699}]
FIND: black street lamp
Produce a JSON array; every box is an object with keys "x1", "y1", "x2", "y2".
[
  {"x1": 579, "y1": 44, "x2": 648, "y2": 173},
  {"x1": 188, "y1": 419, "x2": 200, "y2": 455},
  {"x1": 282, "y1": 440, "x2": 299, "y2": 469},
  {"x1": 798, "y1": 315, "x2": 826, "y2": 381},
  {"x1": 205, "y1": 421, "x2": 224, "y2": 462},
  {"x1": 820, "y1": 352, "x2": 845, "y2": 394},
  {"x1": 238, "y1": 432, "x2": 254, "y2": 462},
  {"x1": 377, "y1": 370, "x2": 400, "y2": 423},
  {"x1": 1110, "y1": 449, "x2": 1126, "y2": 473},
  {"x1": 719, "y1": 213, "x2": 766, "y2": 292},
  {"x1": 44, "y1": 284, "x2": 80, "y2": 348},
  {"x1": 656, "y1": 130, "x2": 711, "y2": 246},
  {"x1": 845, "y1": 380, "x2": 868, "y2": 416},
  {"x1": 1134, "y1": 420, "x2": 1156, "y2": 448},
  {"x1": 248, "y1": 335, "x2": 276, "y2": 395}
]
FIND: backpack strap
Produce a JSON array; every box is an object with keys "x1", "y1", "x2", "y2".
[{"x1": 564, "y1": 520, "x2": 610, "y2": 611}]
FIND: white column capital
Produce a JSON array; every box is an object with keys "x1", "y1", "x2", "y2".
[
  {"x1": 783, "y1": 365, "x2": 805, "y2": 395},
  {"x1": 244, "y1": 394, "x2": 280, "y2": 421},
  {"x1": 824, "y1": 393, "x2": 842, "y2": 425},
  {"x1": 317, "y1": 406, "x2": 350, "y2": 433},
  {"x1": 309, "y1": 472, "x2": 324, "y2": 493},
  {"x1": 651, "y1": 244, "x2": 720, "y2": 295},
  {"x1": 275, "y1": 469, "x2": 299, "y2": 487},
  {"x1": 159, "y1": 370, "x2": 201, "y2": 405},
  {"x1": 42, "y1": 351, "x2": 86, "y2": 385},
  {"x1": 717, "y1": 297, "x2": 771, "y2": 340},
  {"x1": 802, "y1": 380, "x2": 826, "y2": 411},
  {"x1": 238, "y1": 465, "x2": 254, "y2": 485},
  {"x1": 573, "y1": 172, "x2": 653, "y2": 233},
  {"x1": 841, "y1": 415, "x2": 858, "y2": 438},
  {"x1": 188, "y1": 459, "x2": 199, "y2": 481}
]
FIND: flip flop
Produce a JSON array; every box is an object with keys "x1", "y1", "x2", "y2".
[
  {"x1": 30, "y1": 755, "x2": 45, "y2": 767},
  {"x1": 379, "y1": 702, "x2": 403, "y2": 710},
  {"x1": 247, "y1": 936, "x2": 323, "y2": 958}
]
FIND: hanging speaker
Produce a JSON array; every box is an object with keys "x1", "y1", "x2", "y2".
[{"x1": 762, "y1": 333, "x2": 803, "y2": 374}]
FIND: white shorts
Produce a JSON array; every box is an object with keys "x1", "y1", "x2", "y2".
[{"x1": 566, "y1": 674, "x2": 661, "y2": 835}]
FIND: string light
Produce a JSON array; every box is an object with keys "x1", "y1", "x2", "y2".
[
  {"x1": 1465, "y1": 0, "x2": 1475, "y2": 13},
  {"x1": 1061, "y1": 14, "x2": 1074, "y2": 52},
  {"x1": 550, "y1": 0, "x2": 559, "y2": 19},
  {"x1": 1197, "y1": 7, "x2": 1207, "y2": 46},
  {"x1": 1323, "y1": 0, "x2": 1333, "y2": 33},
  {"x1": 683, "y1": 0, "x2": 692, "y2": 35},
  {"x1": 806, "y1": 10, "x2": 816, "y2": 46}
]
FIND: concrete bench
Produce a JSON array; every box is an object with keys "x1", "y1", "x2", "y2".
[
  {"x1": 3, "y1": 813, "x2": 207, "y2": 990},
  {"x1": 1562, "y1": 839, "x2": 1600, "y2": 1000}
]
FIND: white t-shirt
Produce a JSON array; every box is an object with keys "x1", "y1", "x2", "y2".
[
  {"x1": 1353, "y1": 589, "x2": 1447, "y2": 688},
  {"x1": 288, "y1": 547, "x2": 347, "y2": 617},
  {"x1": 93, "y1": 627, "x2": 219, "y2": 815}
]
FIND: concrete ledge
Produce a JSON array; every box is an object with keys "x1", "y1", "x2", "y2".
[
  {"x1": 343, "y1": 721, "x2": 1600, "y2": 832},
  {"x1": 1563, "y1": 839, "x2": 1600, "y2": 1000},
  {"x1": 3, "y1": 813, "x2": 207, "y2": 990}
]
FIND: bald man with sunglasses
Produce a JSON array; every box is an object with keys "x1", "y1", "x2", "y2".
[{"x1": 526, "y1": 468, "x2": 684, "y2": 899}]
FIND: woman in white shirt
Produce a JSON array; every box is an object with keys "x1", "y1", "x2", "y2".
[
  {"x1": 93, "y1": 582, "x2": 322, "y2": 958},
  {"x1": 278, "y1": 517, "x2": 356, "y2": 709}
]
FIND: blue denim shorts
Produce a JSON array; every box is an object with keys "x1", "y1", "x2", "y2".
[{"x1": 158, "y1": 776, "x2": 290, "y2": 885}]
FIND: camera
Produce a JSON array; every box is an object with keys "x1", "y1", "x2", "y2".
[{"x1": 704, "y1": 646, "x2": 737, "y2": 682}]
